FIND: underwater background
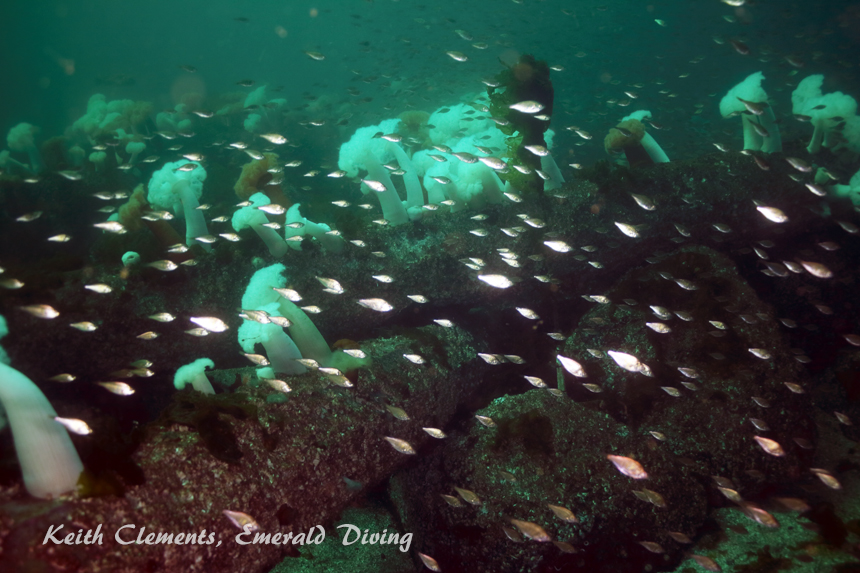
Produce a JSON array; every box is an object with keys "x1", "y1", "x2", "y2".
[{"x1": 1, "y1": 0, "x2": 860, "y2": 571}]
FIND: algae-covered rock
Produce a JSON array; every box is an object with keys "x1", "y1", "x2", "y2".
[
  {"x1": 487, "y1": 54, "x2": 554, "y2": 194},
  {"x1": 393, "y1": 389, "x2": 708, "y2": 572},
  {"x1": 0, "y1": 325, "x2": 483, "y2": 572}
]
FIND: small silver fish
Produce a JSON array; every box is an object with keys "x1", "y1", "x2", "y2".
[
  {"x1": 384, "y1": 436, "x2": 416, "y2": 454},
  {"x1": 190, "y1": 316, "x2": 229, "y2": 333},
  {"x1": 273, "y1": 287, "x2": 302, "y2": 301},
  {"x1": 173, "y1": 163, "x2": 198, "y2": 173},
  {"x1": 607, "y1": 351, "x2": 650, "y2": 375},
  {"x1": 799, "y1": 260, "x2": 833, "y2": 279},
  {"x1": 16, "y1": 211, "x2": 43, "y2": 222},
  {"x1": 257, "y1": 204, "x2": 285, "y2": 215},
  {"x1": 269, "y1": 316, "x2": 292, "y2": 328},
  {"x1": 97, "y1": 381, "x2": 135, "y2": 396},
  {"x1": 478, "y1": 274, "x2": 513, "y2": 289},
  {"x1": 754, "y1": 436, "x2": 785, "y2": 457},
  {"x1": 478, "y1": 353, "x2": 505, "y2": 365},
  {"x1": 243, "y1": 353, "x2": 270, "y2": 366},
  {"x1": 547, "y1": 504, "x2": 579, "y2": 523},
  {"x1": 93, "y1": 221, "x2": 127, "y2": 234},
  {"x1": 543, "y1": 241, "x2": 571, "y2": 255},
  {"x1": 516, "y1": 308, "x2": 540, "y2": 320},
  {"x1": 509, "y1": 518, "x2": 550, "y2": 542},
  {"x1": 607, "y1": 454, "x2": 648, "y2": 479},
  {"x1": 629, "y1": 193, "x2": 655, "y2": 210},
  {"x1": 509, "y1": 100, "x2": 544, "y2": 114},
  {"x1": 615, "y1": 222, "x2": 640, "y2": 238},
  {"x1": 362, "y1": 179, "x2": 387, "y2": 192},
  {"x1": 149, "y1": 313, "x2": 175, "y2": 322},
  {"x1": 19, "y1": 304, "x2": 60, "y2": 319},
  {"x1": 418, "y1": 553, "x2": 441, "y2": 572},
  {"x1": 265, "y1": 378, "x2": 291, "y2": 393},
  {"x1": 223, "y1": 510, "x2": 260, "y2": 532},
  {"x1": 756, "y1": 206, "x2": 788, "y2": 223},
  {"x1": 385, "y1": 405, "x2": 409, "y2": 420},
  {"x1": 524, "y1": 145, "x2": 549, "y2": 157},
  {"x1": 147, "y1": 260, "x2": 178, "y2": 271},
  {"x1": 557, "y1": 355, "x2": 586, "y2": 377},
  {"x1": 240, "y1": 310, "x2": 271, "y2": 324},
  {"x1": 260, "y1": 133, "x2": 287, "y2": 145},
  {"x1": 342, "y1": 349, "x2": 365, "y2": 359},
  {"x1": 454, "y1": 487, "x2": 482, "y2": 505},
  {"x1": 54, "y1": 416, "x2": 93, "y2": 435},
  {"x1": 316, "y1": 276, "x2": 344, "y2": 294},
  {"x1": 357, "y1": 298, "x2": 393, "y2": 312}
]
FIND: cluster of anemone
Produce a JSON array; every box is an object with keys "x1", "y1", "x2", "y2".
[
  {"x1": 6, "y1": 122, "x2": 43, "y2": 173},
  {"x1": 0, "y1": 85, "x2": 406, "y2": 503},
  {"x1": 792, "y1": 74, "x2": 859, "y2": 156},
  {"x1": 719, "y1": 71, "x2": 782, "y2": 154},
  {"x1": 0, "y1": 93, "x2": 156, "y2": 177},
  {"x1": 716, "y1": 70, "x2": 858, "y2": 159},
  {"x1": 336, "y1": 94, "x2": 566, "y2": 225},
  {"x1": 236, "y1": 263, "x2": 370, "y2": 379},
  {"x1": 240, "y1": 85, "x2": 287, "y2": 135}
]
